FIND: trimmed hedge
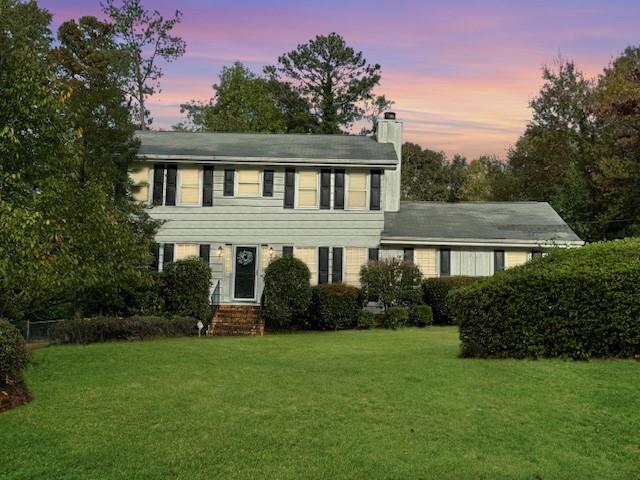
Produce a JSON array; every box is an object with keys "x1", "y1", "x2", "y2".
[
  {"x1": 449, "y1": 238, "x2": 640, "y2": 359},
  {"x1": 162, "y1": 258, "x2": 212, "y2": 322},
  {"x1": 0, "y1": 319, "x2": 29, "y2": 390},
  {"x1": 383, "y1": 307, "x2": 409, "y2": 329},
  {"x1": 49, "y1": 316, "x2": 198, "y2": 344},
  {"x1": 411, "y1": 304, "x2": 433, "y2": 327},
  {"x1": 422, "y1": 276, "x2": 478, "y2": 325},
  {"x1": 357, "y1": 310, "x2": 376, "y2": 329},
  {"x1": 309, "y1": 284, "x2": 363, "y2": 330},
  {"x1": 262, "y1": 255, "x2": 312, "y2": 329}
]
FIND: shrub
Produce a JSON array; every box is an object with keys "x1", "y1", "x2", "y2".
[
  {"x1": 449, "y1": 239, "x2": 640, "y2": 359},
  {"x1": 360, "y1": 258, "x2": 422, "y2": 311},
  {"x1": 357, "y1": 310, "x2": 376, "y2": 329},
  {"x1": 0, "y1": 319, "x2": 29, "y2": 390},
  {"x1": 309, "y1": 284, "x2": 363, "y2": 330},
  {"x1": 162, "y1": 257, "x2": 211, "y2": 322},
  {"x1": 262, "y1": 255, "x2": 312, "y2": 329},
  {"x1": 411, "y1": 304, "x2": 433, "y2": 327},
  {"x1": 422, "y1": 276, "x2": 478, "y2": 325},
  {"x1": 382, "y1": 307, "x2": 409, "y2": 330},
  {"x1": 49, "y1": 316, "x2": 198, "y2": 344}
]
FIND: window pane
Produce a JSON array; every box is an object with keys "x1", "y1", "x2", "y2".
[
  {"x1": 299, "y1": 171, "x2": 317, "y2": 188},
  {"x1": 350, "y1": 173, "x2": 366, "y2": 190},
  {"x1": 348, "y1": 191, "x2": 366, "y2": 209},
  {"x1": 180, "y1": 167, "x2": 200, "y2": 205},
  {"x1": 238, "y1": 182, "x2": 260, "y2": 195},
  {"x1": 175, "y1": 244, "x2": 198, "y2": 260},
  {"x1": 298, "y1": 190, "x2": 317, "y2": 207},
  {"x1": 348, "y1": 172, "x2": 367, "y2": 209},
  {"x1": 238, "y1": 169, "x2": 260, "y2": 196}
]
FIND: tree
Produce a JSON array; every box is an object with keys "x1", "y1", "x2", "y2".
[
  {"x1": 401, "y1": 143, "x2": 451, "y2": 201},
  {"x1": 178, "y1": 62, "x2": 317, "y2": 133},
  {"x1": 266, "y1": 32, "x2": 391, "y2": 133},
  {"x1": 458, "y1": 155, "x2": 513, "y2": 201},
  {"x1": 55, "y1": 16, "x2": 138, "y2": 198},
  {"x1": 102, "y1": 0, "x2": 186, "y2": 129}
]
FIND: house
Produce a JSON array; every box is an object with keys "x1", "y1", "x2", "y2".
[{"x1": 131, "y1": 113, "x2": 583, "y2": 334}]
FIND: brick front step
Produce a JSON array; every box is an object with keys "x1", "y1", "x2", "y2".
[{"x1": 207, "y1": 306, "x2": 264, "y2": 336}]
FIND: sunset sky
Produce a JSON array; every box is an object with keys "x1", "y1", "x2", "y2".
[{"x1": 42, "y1": 0, "x2": 640, "y2": 159}]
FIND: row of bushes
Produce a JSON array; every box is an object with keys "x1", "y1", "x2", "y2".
[
  {"x1": 262, "y1": 255, "x2": 433, "y2": 331},
  {"x1": 49, "y1": 316, "x2": 199, "y2": 345},
  {"x1": 449, "y1": 238, "x2": 640, "y2": 359}
]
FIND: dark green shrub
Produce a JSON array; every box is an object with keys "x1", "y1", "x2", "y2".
[
  {"x1": 411, "y1": 304, "x2": 433, "y2": 327},
  {"x1": 162, "y1": 258, "x2": 211, "y2": 322},
  {"x1": 360, "y1": 258, "x2": 422, "y2": 310},
  {"x1": 449, "y1": 239, "x2": 640, "y2": 359},
  {"x1": 357, "y1": 310, "x2": 375, "y2": 329},
  {"x1": 382, "y1": 307, "x2": 409, "y2": 330},
  {"x1": 49, "y1": 316, "x2": 197, "y2": 344},
  {"x1": 0, "y1": 319, "x2": 29, "y2": 390},
  {"x1": 422, "y1": 276, "x2": 478, "y2": 325},
  {"x1": 309, "y1": 284, "x2": 363, "y2": 330},
  {"x1": 263, "y1": 255, "x2": 312, "y2": 329}
]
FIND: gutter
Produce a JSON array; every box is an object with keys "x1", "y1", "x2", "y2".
[{"x1": 380, "y1": 236, "x2": 585, "y2": 248}]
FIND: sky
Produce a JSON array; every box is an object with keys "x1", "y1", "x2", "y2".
[{"x1": 41, "y1": 0, "x2": 640, "y2": 159}]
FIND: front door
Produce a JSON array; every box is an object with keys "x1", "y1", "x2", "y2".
[{"x1": 234, "y1": 246, "x2": 257, "y2": 300}]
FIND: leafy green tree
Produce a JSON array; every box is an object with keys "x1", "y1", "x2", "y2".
[
  {"x1": 458, "y1": 155, "x2": 513, "y2": 201},
  {"x1": 102, "y1": 0, "x2": 186, "y2": 129},
  {"x1": 179, "y1": 62, "x2": 317, "y2": 133},
  {"x1": 446, "y1": 154, "x2": 467, "y2": 202},
  {"x1": 401, "y1": 143, "x2": 451, "y2": 201},
  {"x1": 55, "y1": 16, "x2": 138, "y2": 198},
  {"x1": 266, "y1": 32, "x2": 391, "y2": 133}
]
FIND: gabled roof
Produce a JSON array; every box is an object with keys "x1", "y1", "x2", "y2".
[
  {"x1": 382, "y1": 202, "x2": 584, "y2": 247},
  {"x1": 136, "y1": 131, "x2": 398, "y2": 167}
]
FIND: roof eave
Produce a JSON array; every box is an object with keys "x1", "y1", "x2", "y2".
[{"x1": 380, "y1": 236, "x2": 585, "y2": 248}]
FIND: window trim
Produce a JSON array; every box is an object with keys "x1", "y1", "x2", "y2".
[
  {"x1": 295, "y1": 169, "x2": 320, "y2": 209},
  {"x1": 235, "y1": 168, "x2": 263, "y2": 198},
  {"x1": 345, "y1": 171, "x2": 369, "y2": 210}
]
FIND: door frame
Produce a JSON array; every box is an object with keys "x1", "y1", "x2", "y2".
[{"x1": 232, "y1": 244, "x2": 259, "y2": 302}]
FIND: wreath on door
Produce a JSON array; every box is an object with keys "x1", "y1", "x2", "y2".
[{"x1": 237, "y1": 250, "x2": 254, "y2": 266}]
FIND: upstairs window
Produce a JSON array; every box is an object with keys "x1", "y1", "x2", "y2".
[
  {"x1": 238, "y1": 169, "x2": 260, "y2": 196},
  {"x1": 298, "y1": 170, "x2": 318, "y2": 208},
  {"x1": 152, "y1": 164, "x2": 177, "y2": 206},
  {"x1": 347, "y1": 172, "x2": 367, "y2": 209},
  {"x1": 179, "y1": 167, "x2": 200, "y2": 205}
]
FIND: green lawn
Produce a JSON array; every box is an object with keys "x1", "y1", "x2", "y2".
[{"x1": 2, "y1": 328, "x2": 639, "y2": 479}]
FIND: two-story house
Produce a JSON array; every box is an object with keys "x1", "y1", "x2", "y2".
[{"x1": 131, "y1": 113, "x2": 583, "y2": 333}]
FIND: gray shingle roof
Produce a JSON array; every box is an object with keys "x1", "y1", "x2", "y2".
[
  {"x1": 136, "y1": 131, "x2": 398, "y2": 165},
  {"x1": 382, "y1": 202, "x2": 583, "y2": 246}
]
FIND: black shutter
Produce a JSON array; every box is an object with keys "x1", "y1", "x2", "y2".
[
  {"x1": 370, "y1": 170, "x2": 381, "y2": 210},
  {"x1": 282, "y1": 246, "x2": 294, "y2": 257},
  {"x1": 332, "y1": 247, "x2": 343, "y2": 283},
  {"x1": 224, "y1": 169, "x2": 235, "y2": 196},
  {"x1": 494, "y1": 250, "x2": 505, "y2": 272},
  {"x1": 404, "y1": 247, "x2": 414, "y2": 264},
  {"x1": 263, "y1": 170, "x2": 274, "y2": 197},
  {"x1": 318, "y1": 247, "x2": 329, "y2": 284},
  {"x1": 284, "y1": 168, "x2": 295, "y2": 208},
  {"x1": 440, "y1": 249, "x2": 450, "y2": 277},
  {"x1": 199, "y1": 244, "x2": 211, "y2": 264},
  {"x1": 151, "y1": 243, "x2": 160, "y2": 271},
  {"x1": 163, "y1": 243, "x2": 174, "y2": 266},
  {"x1": 334, "y1": 169, "x2": 345, "y2": 210},
  {"x1": 165, "y1": 164, "x2": 177, "y2": 206},
  {"x1": 152, "y1": 164, "x2": 165, "y2": 206},
  {"x1": 202, "y1": 166, "x2": 214, "y2": 206},
  {"x1": 320, "y1": 169, "x2": 331, "y2": 209},
  {"x1": 531, "y1": 250, "x2": 543, "y2": 259},
  {"x1": 368, "y1": 247, "x2": 379, "y2": 262}
]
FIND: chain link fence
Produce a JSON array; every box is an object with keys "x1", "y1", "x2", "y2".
[{"x1": 25, "y1": 319, "x2": 63, "y2": 341}]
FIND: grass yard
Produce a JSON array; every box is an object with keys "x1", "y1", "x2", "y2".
[{"x1": 2, "y1": 327, "x2": 639, "y2": 479}]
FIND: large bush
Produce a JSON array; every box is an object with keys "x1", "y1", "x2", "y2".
[
  {"x1": 0, "y1": 319, "x2": 29, "y2": 391},
  {"x1": 49, "y1": 316, "x2": 198, "y2": 344},
  {"x1": 309, "y1": 284, "x2": 363, "y2": 330},
  {"x1": 382, "y1": 307, "x2": 409, "y2": 329},
  {"x1": 422, "y1": 276, "x2": 478, "y2": 325},
  {"x1": 360, "y1": 258, "x2": 422, "y2": 310},
  {"x1": 161, "y1": 257, "x2": 211, "y2": 322},
  {"x1": 449, "y1": 239, "x2": 640, "y2": 359},
  {"x1": 262, "y1": 255, "x2": 312, "y2": 329},
  {"x1": 411, "y1": 304, "x2": 433, "y2": 327}
]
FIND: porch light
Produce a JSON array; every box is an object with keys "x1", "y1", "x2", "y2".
[
  {"x1": 217, "y1": 246, "x2": 223, "y2": 257},
  {"x1": 269, "y1": 246, "x2": 274, "y2": 259}
]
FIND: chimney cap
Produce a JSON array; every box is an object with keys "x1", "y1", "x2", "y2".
[{"x1": 383, "y1": 111, "x2": 396, "y2": 120}]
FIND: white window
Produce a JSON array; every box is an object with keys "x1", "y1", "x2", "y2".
[
  {"x1": 347, "y1": 172, "x2": 367, "y2": 209},
  {"x1": 179, "y1": 167, "x2": 200, "y2": 205},
  {"x1": 297, "y1": 170, "x2": 318, "y2": 208},
  {"x1": 238, "y1": 169, "x2": 261, "y2": 196},
  {"x1": 175, "y1": 244, "x2": 198, "y2": 260}
]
